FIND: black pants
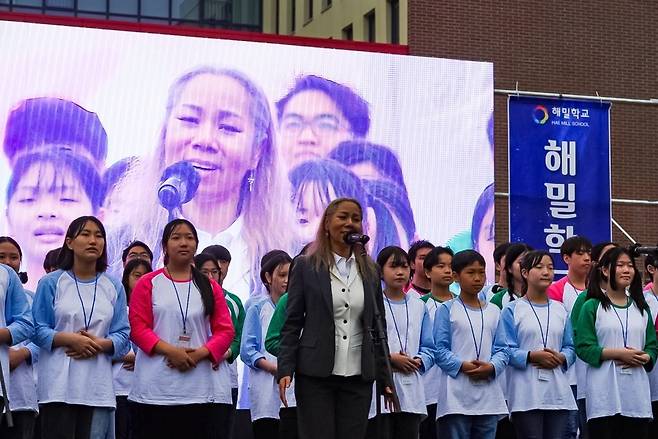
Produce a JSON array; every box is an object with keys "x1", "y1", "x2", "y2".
[
  {"x1": 0, "y1": 409, "x2": 37, "y2": 439},
  {"x1": 295, "y1": 374, "x2": 373, "y2": 439},
  {"x1": 279, "y1": 407, "x2": 298, "y2": 439},
  {"x1": 495, "y1": 416, "x2": 516, "y2": 439},
  {"x1": 419, "y1": 404, "x2": 437, "y2": 439},
  {"x1": 253, "y1": 418, "x2": 279, "y2": 439},
  {"x1": 39, "y1": 403, "x2": 94, "y2": 439},
  {"x1": 366, "y1": 413, "x2": 422, "y2": 439},
  {"x1": 588, "y1": 414, "x2": 649, "y2": 439},
  {"x1": 115, "y1": 396, "x2": 131, "y2": 439},
  {"x1": 130, "y1": 401, "x2": 229, "y2": 439},
  {"x1": 650, "y1": 402, "x2": 658, "y2": 438}
]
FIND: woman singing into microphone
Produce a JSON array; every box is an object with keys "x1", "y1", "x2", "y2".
[{"x1": 277, "y1": 197, "x2": 394, "y2": 439}]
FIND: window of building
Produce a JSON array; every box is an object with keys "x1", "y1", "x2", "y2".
[
  {"x1": 78, "y1": 0, "x2": 106, "y2": 13},
  {"x1": 290, "y1": 0, "x2": 296, "y2": 32},
  {"x1": 304, "y1": 0, "x2": 312, "y2": 22},
  {"x1": 322, "y1": 0, "x2": 331, "y2": 11},
  {"x1": 388, "y1": 0, "x2": 400, "y2": 44},
  {"x1": 342, "y1": 23, "x2": 353, "y2": 41},
  {"x1": 364, "y1": 9, "x2": 375, "y2": 42}
]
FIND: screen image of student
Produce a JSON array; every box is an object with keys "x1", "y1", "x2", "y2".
[
  {"x1": 289, "y1": 159, "x2": 370, "y2": 245},
  {"x1": 329, "y1": 141, "x2": 417, "y2": 254},
  {"x1": 277, "y1": 198, "x2": 394, "y2": 439},
  {"x1": 546, "y1": 236, "x2": 592, "y2": 439},
  {"x1": 495, "y1": 250, "x2": 577, "y2": 438},
  {"x1": 575, "y1": 247, "x2": 657, "y2": 438},
  {"x1": 3, "y1": 97, "x2": 108, "y2": 170},
  {"x1": 490, "y1": 243, "x2": 533, "y2": 310},
  {"x1": 5, "y1": 151, "x2": 104, "y2": 292},
  {"x1": 434, "y1": 250, "x2": 508, "y2": 439},
  {"x1": 195, "y1": 251, "x2": 244, "y2": 439},
  {"x1": 240, "y1": 250, "x2": 295, "y2": 439},
  {"x1": 101, "y1": 157, "x2": 140, "y2": 280},
  {"x1": 362, "y1": 179, "x2": 416, "y2": 256},
  {"x1": 470, "y1": 183, "x2": 495, "y2": 283},
  {"x1": 128, "y1": 219, "x2": 234, "y2": 439},
  {"x1": 113, "y1": 258, "x2": 152, "y2": 439},
  {"x1": 276, "y1": 75, "x2": 370, "y2": 172},
  {"x1": 418, "y1": 245, "x2": 455, "y2": 438},
  {"x1": 0, "y1": 237, "x2": 36, "y2": 438},
  {"x1": 111, "y1": 66, "x2": 296, "y2": 303},
  {"x1": 643, "y1": 252, "x2": 658, "y2": 437},
  {"x1": 31, "y1": 216, "x2": 129, "y2": 439},
  {"x1": 365, "y1": 246, "x2": 435, "y2": 439}
]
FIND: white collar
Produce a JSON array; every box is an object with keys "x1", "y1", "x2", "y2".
[
  {"x1": 333, "y1": 252, "x2": 356, "y2": 265},
  {"x1": 196, "y1": 215, "x2": 244, "y2": 247}
]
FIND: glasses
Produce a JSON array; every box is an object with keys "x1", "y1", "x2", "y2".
[{"x1": 281, "y1": 114, "x2": 343, "y2": 136}]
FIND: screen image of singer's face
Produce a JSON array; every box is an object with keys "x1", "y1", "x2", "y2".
[
  {"x1": 6, "y1": 160, "x2": 94, "y2": 276},
  {"x1": 163, "y1": 73, "x2": 258, "y2": 201},
  {"x1": 279, "y1": 90, "x2": 354, "y2": 171}
]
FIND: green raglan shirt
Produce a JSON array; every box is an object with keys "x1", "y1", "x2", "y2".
[
  {"x1": 265, "y1": 292, "x2": 288, "y2": 357},
  {"x1": 224, "y1": 289, "x2": 245, "y2": 363}
]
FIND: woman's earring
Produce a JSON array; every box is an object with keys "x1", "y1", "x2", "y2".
[{"x1": 247, "y1": 169, "x2": 255, "y2": 192}]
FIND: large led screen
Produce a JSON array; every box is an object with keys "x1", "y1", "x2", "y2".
[{"x1": 0, "y1": 19, "x2": 494, "y2": 300}]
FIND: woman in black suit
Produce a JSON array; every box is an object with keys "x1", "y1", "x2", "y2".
[{"x1": 277, "y1": 197, "x2": 394, "y2": 439}]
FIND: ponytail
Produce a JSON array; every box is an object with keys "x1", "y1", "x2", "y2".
[{"x1": 191, "y1": 264, "x2": 215, "y2": 317}]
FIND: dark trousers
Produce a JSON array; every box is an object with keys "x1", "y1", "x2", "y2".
[
  {"x1": 279, "y1": 407, "x2": 298, "y2": 439},
  {"x1": 295, "y1": 374, "x2": 373, "y2": 439},
  {"x1": 365, "y1": 413, "x2": 422, "y2": 439},
  {"x1": 588, "y1": 414, "x2": 649, "y2": 439},
  {"x1": 0, "y1": 409, "x2": 37, "y2": 439},
  {"x1": 39, "y1": 403, "x2": 94, "y2": 439},
  {"x1": 130, "y1": 401, "x2": 228, "y2": 439},
  {"x1": 253, "y1": 418, "x2": 279, "y2": 439},
  {"x1": 650, "y1": 402, "x2": 658, "y2": 438},
  {"x1": 419, "y1": 404, "x2": 437, "y2": 439},
  {"x1": 576, "y1": 398, "x2": 588, "y2": 439},
  {"x1": 495, "y1": 416, "x2": 516, "y2": 439},
  {"x1": 512, "y1": 410, "x2": 569, "y2": 439},
  {"x1": 115, "y1": 396, "x2": 131, "y2": 439}
]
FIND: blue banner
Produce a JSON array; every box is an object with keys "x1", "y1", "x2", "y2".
[{"x1": 508, "y1": 96, "x2": 611, "y2": 275}]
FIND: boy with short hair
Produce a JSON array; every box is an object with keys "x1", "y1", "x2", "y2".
[{"x1": 405, "y1": 240, "x2": 435, "y2": 298}]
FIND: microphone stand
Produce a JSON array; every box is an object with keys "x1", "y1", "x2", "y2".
[
  {"x1": 352, "y1": 241, "x2": 401, "y2": 435},
  {"x1": 166, "y1": 205, "x2": 184, "y2": 223}
]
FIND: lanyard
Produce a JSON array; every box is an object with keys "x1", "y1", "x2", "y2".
[
  {"x1": 610, "y1": 297, "x2": 630, "y2": 348},
  {"x1": 169, "y1": 272, "x2": 192, "y2": 334},
  {"x1": 525, "y1": 298, "x2": 550, "y2": 349},
  {"x1": 386, "y1": 296, "x2": 409, "y2": 354},
  {"x1": 72, "y1": 272, "x2": 98, "y2": 332},
  {"x1": 459, "y1": 297, "x2": 484, "y2": 360}
]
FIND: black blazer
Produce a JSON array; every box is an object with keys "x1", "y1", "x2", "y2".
[{"x1": 277, "y1": 255, "x2": 390, "y2": 385}]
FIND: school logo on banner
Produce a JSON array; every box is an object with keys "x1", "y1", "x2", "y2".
[{"x1": 508, "y1": 97, "x2": 612, "y2": 275}]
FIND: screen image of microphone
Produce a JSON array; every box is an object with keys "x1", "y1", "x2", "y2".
[{"x1": 158, "y1": 161, "x2": 201, "y2": 211}]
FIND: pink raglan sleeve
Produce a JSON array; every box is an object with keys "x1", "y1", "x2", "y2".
[
  {"x1": 547, "y1": 278, "x2": 565, "y2": 302},
  {"x1": 204, "y1": 281, "x2": 235, "y2": 364},
  {"x1": 129, "y1": 273, "x2": 160, "y2": 355}
]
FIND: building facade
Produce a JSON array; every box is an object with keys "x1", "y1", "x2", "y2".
[
  {"x1": 262, "y1": 0, "x2": 407, "y2": 44},
  {"x1": 0, "y1": 0, "x2": 262, "y2": 31}
]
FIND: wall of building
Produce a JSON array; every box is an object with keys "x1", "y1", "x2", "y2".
[
  {"x1": 409, "y1": 0, "x2": 658, "y2": 247},
  {"x1": 264, "y1": 0, "x2": 407, "y2": 44}
]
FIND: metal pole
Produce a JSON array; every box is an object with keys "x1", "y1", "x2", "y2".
[
  {"x1": 494, "y1": 88, "x2": 658, "y2": 105},
  {"x1": 611, "y1": 218, "x2": 637, "y2": 244}
]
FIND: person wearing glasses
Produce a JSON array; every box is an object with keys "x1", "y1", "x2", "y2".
[
  {"x1": 121, "y1": 241, "x2": 154, "y2": 267},
  {"x1": 275, "y1": 75, "x2": 370, "y2": 172}
]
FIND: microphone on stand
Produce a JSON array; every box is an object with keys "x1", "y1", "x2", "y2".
[
  {"x1": 344, "y1": 232, "x2": 371, "y2": 246},
  {"x1": 157, "y1": 161, "x2": 200, "y2": 221},
  {"x1": 343, "y1": 230, "x2": 401, "y2": 416},
  {"x1": 629, "y1": 243, "x2": 658, "y2": 258}
]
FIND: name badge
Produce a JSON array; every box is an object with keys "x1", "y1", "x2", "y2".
[
  {"x1": 619, "y1": 366, "x2": 633, "y2": 375},
  {"x1": 537, "y1": 368, "x2": 551, "y2": 381},
  {"x1": 177, "y1": 333, "x2": 192, "y2": 349},
  {"x1": 469, "y1": 377, "x2": 488, "y2": 386},
  {"x1": 399, "y1": 374, "x2": 415, "y2": 385}
]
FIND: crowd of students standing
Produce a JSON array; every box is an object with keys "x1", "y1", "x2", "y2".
[{"x1": 0, "y1": 198, "x2": 657, "y2": 439}]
